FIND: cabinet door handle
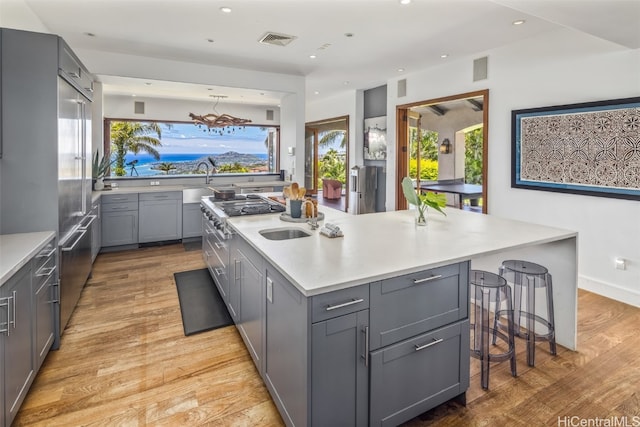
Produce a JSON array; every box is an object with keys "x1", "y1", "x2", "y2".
[
  {"x1": 214, "y1": 242, "x2": 224, "y2": 249},
  {"x1": 412, "y1": 274, "x2": 443, "y2": 284},
  {"x1": 415, "y1": 338, "x2": 444, "y2": 351},
  {"x1": 50, "y1": 279, "x2": 60, "y2": 304},
  {"x1": 214, "y1": 268, "x2": 224, "y2": 276},
  {"x1": 61, "y1": 229, "x2": 87, "y2": 252},
  {"x1": 152, "y1": 195, "x2": 169, "y2": 199},
  {"x1": 325, "y1": 298, "x2": 364, "y2": 311},
  {"x1": 361, "y1": 326, "x2": 369, "y2": 367}
]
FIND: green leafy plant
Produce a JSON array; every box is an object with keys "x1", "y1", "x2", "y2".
[
  {"x1": 401, "y1": 177, "x2": 446, "y2": 224},
  {"x1": 92, "y1": 150, "x2": 114, "y2": 179}
]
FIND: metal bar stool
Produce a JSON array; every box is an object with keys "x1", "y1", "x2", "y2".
[
  {"x1": 499, "y1": 260, "x2": 556, "y2": 367},
  {"x1": 469, "y1": 270, "x2": 517, "y2": 390}
]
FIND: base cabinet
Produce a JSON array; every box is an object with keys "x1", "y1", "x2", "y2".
[
  {"x1": 1, "y1": 265, "x2": 34, "y2": 427},
  {"x1": 138, "y1": 192, "x2": 182, "y2": 243},
  {"x1": 311, "y1": 310, "x2": 369, "y2": 427},
  {"x1": 233, "y1": 239, "x2": 264, "y2": 374},
  {"x1": 182, "y1": 203, "x2": 202, "y2": 238},
  {"x1": 101, "y1": 194, "x2": 139, "y2": 247},
  {"x1": 369, "y1": 320, "x2": 470, "y2": 427},
  {"x1": 226, "y1": 233, "x2": 470, "y2": 427}
]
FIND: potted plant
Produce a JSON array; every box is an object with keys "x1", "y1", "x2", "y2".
[
  {"x1": 92, "y1": 150, "x2": 113, "y2": 190},
  {"x1": 401, "y1": 177, "x2": 446, "y2": 226}
]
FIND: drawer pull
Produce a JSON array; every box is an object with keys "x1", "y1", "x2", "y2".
[
  {"x1": 214, "y1": 242, "x2": 225, "y2": 249},
  {"x1": 412, "y1": 274, "x2": 443, "y2": 284},
  {"x1": 415, "y1": 338, "x2": 444, "y2": 351},
  {"x1": 325, "y1": 298, "x2": 364, "y2": 311},
  {"x1": 36, "y1": 247, "x2": 56, "y2": 258},
  {"x1": 36, "y1": 266, "x2": 56, "y2": 277}
]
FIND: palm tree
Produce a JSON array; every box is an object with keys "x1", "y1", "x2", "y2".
[
  {"x1": 110, "y1": 121, "x2": 163, "y2": 176},
  {"x1": 318, "y1": 130, "x2": 346, "y2": 149},
  {"x1": 153, "y1": 162, "x2": 176, "y2": 175}
]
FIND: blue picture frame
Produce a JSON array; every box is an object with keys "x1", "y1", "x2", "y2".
[{"x1": 511, "y1": 97, "x2": 640, "y2": 200}]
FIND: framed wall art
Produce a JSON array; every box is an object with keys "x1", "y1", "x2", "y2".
[
  {"x1": 364, "y1": 116, "x2": 387, "y2": 160},
  {"x1": 512, "y1": 97, "x2": 640, "y2": 200}
]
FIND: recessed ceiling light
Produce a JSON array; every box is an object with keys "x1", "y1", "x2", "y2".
[
  {"x1": 399, "y1": 0, "x2": 411, "y2": 4},
  {"x1": 397, "y1": 68, "x2": 405, "y2": 72},
  {"x1": 207, "y1": 38, "x2": 214, "y2": 43},
  {"x1": 343, "y1": 81, "x2": 350, "y2": 85},
  {"x1": 145, "y1": 82, "x2": 152, "y2": 86},
  {"x1": 220, "y1": 6, "x2": 232, "y2": 13},
  {"x1": 314, "y1": 91, "x2": 320, "y2": 95},
  {"x1": 344, "y1": 33, "x2": 354, "y2": 38},
  {"x1": 309, "y1": 55, "x2": 317, "y2": 59},
  {"x1": 440, "y1": 54, "x2": 449, "y2": 59},
  {"x1": 84, "y1": 32, "x2": 95, "y2": 37},
  {"x1": 512, "y1": 19, "x2": 526, "y2": 25},
  {"x1": 132, "y1": 94, "x2": 136, "y2": 97}
]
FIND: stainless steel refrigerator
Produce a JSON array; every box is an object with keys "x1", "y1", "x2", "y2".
[
  {"x1": 349, "y1": 166, "x2": 379, "y2": 214},
  {"x1": 57, "y1": 76, "x2": 94, "y2": 334}
]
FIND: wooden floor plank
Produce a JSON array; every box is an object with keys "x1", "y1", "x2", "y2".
[{"x1": 13, "y1": 243, "x2": 640, "y2": 426}]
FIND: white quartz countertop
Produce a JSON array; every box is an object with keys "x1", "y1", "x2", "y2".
[
  {"x1": 228, "y1": 208, "x2": 577, "y2": 297},
  {"x1": 0, "y1": 231, "x2": 56, "y2": 286}
]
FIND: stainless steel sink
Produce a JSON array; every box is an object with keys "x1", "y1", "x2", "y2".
[
  {"x1": 259, "y1": 228, "x2": 312, "y2": 241},
  {"x1": 182, "y1": 187, "x2": 213, "y2": 204}
]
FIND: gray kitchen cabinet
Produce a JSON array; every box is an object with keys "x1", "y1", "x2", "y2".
[
  {"x1": 90, "y1": 199, "x2": 101, "y2": 262},
  {"x1": 233, "y1": 238, "x2": 264, "y2": 374},
  {"x1": 311, "y1": 309, "x2": 369, "y2": 427},
  {"x1": 32, "y1": 237, "x2": 57, "y2": 370},
  {"x1": 369, "y1": 320, "x2": 470, "y2": 427},
  {"x1": 182, "y1": 203, "x2": 202, "y2": 238},
  {"x1": 138, "y1": 191, "x2": 182, "y2": 243},
  {"x1": 101, "y1": 193, "x2": 139, "y2": 247},
  {"x1": 369, "y1": 262, "x2": 469, "y2": 351},
  {"x1": 203, "y1": 217, "x2": 229, "y2": 304},
  {"x1": 58, "y1": 37, "x2": 94, "y2": 101},
  {"x1": 1, "y1": 264, "x2": 35, "y2": 427},
  {"x1": 263, "y1": 265, "x2": 309, "y2": 427}
]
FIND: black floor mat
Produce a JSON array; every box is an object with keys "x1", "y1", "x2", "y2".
[{"x1": 174, "y1": 268, "x2": 233, "y2": 336}]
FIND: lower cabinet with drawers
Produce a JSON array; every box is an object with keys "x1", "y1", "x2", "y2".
[
  {"x1": 226, "y1": 232, "x2": 470, "y2": 427},
  {"x1": 1, "y1": 234, "x2": 57, "y2": 427}
]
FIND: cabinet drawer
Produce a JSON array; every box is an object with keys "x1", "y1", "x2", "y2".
[
  {"x1": 139, "y1": 191, "x2": 182, "y2": 201},
  {"x1": 311, "y1": 285, "x2": 370, "y2": 323},
  {"x1": 369, "y1": 261, "x2": 469, "y2": 350},
  {"x1": 33, "y1": 254, "x2": 57, "y2": 290},
  {"x1": 369, "y1": 320, "x2": 470, "y2": 427},
  {"x1": 33, "y1": 238, "x2": 56, "y2": 272},
  {"x1": 101, "y1": 201, "x2": 138, "y2": 212},
  {"x1": 101, "y1": 193, "x2": 139, "y2": 204}
]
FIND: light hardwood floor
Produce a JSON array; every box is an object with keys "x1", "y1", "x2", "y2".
[{"x1": 14, "y1": 243, "x2": 640, "y2": 426}]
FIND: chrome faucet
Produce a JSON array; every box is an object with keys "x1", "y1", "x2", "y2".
[
  {"x1": 302, "y1": 199, "x2": 319, "y2": 230},
  {"x1": 196, "y1": 161, "x2": 211, "y2": 184}
]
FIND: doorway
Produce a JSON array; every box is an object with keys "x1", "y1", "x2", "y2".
[
  {"x1": 395, "y1": 90, "x2": 489, "y2": 214},
  {"x1": 305, "y1": 116, "x2": 349, "y2": 212}
]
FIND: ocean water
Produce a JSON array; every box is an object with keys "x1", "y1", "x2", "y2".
[{"x1": 117, "y1": 152, "x2": 268, "y2": 177}]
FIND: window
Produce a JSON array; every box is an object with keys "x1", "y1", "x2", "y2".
[{"x1": 104, "y1": 119, "x2": 279, "y2": 177}]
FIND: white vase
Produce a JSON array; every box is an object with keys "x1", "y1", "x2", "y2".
[{"x1": 94, "y1": 178, "x2": 104, "y2": 191}]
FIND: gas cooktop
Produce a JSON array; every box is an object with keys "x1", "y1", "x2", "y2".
[{"x1": 214, "y1": 195, "x2": 285, "y2": 217}]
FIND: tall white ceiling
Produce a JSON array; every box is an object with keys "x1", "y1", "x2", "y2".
[{"x1": 16, "y1": 0, "x2": 640, "y2": 104}]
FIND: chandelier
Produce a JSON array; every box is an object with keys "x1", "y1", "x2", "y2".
[{"x1": 189, "y1": 95, "x2": 252, "y2": 134}]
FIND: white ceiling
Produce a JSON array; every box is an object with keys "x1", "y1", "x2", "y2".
[{"x1": 20, "y1": 0, "x2": 640, "y2": 105}]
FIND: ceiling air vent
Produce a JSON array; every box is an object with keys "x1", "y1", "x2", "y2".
[{"x1": 259, "y1": 32, "x2": 297, "y2": 47}]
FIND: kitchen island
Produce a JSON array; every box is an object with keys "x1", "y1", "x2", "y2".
[{"x1": 219, "y1": 207, "x2": 577, "y2": 426}]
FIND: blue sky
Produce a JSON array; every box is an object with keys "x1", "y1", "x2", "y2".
[{"x1": 152, "y1": 123, "x2": 272, "y2": 154}]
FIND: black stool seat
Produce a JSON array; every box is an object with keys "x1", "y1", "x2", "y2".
[
  {"x1": 469, "y1": 270, "x2": 517, "y2": 390},
  {"x1": 499, "y1": 259, "x2": 556, "y2": 367}
]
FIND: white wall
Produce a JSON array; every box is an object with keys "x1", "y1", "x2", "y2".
[
  {"x1": 104, "y1": 94, "x2": 280, "y2": 125},
  {"x1": 310, "y1": 28, "x2": 640, "y2": 306},
  {"x1": 0, "y1": 0, "x2": 48, "y2": 32}
]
